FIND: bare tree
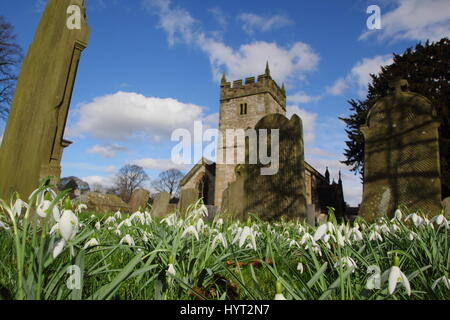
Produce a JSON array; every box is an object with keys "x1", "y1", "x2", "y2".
[
  {"x1": 114, "y1": 164, "x2": 149, "y2": 202},
  {"x1": 0, "y1": 16, "x2": 23, "y2": 121},
  {"x1": 151, "y1": 168, "x2": 184, "y2": 198}
]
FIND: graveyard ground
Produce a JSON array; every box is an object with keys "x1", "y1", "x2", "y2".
[{"x1": 0, "y1": 185, "x2": 449, "y2": 300}]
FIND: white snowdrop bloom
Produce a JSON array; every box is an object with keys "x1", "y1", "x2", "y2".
[
  {"x1": 368, "y1": 230, "x2": 383, "y2": 241},
  {"x1": 83, "y1": 238, "x2": 99, "y2": 249},
  {"x1": 233, "y1": 226, "x2": 257, "y2": 250},
  {"x1": 334, "y1": 257, "x2": 357, "y2": 271},
  {"x1": 392, "y1": 209, "x2": 403, "y2": 222},
  {"x1": 36, "y1": 200, "x2": 59, "y2": 219},
  {"x1": 431, "y1": 276, "x2": 450, "y2": 290},
  {"x1": 12, "y1": 198, "x2": 29, "y2": 217},
  {"x1": 0, "y1": 221, "x2": 10, "y2": 230},
  {"x1": 300, "y1": 233, "x2": 314, "y2": 245},
  {"x1": 161, "y1": 213, "x2": 177, "y2": 227},
  {"x1": 405, "y1": 213, "x2": 423, "y2": 227},
  {"x1": 49, "y1": 223, "x2": 59, "y2": 235},
  {"x1": 166, "y1": 264, "x2": 176, "y2": 276},
  {"x1": 144, "y1": 212, "x2": 152, "y2": 225},
  {"x1": 59, "y1": 209, "x2": 79, "y2": 241},
  {"x1": 379, "y1": 224, "x2": 391, "y2": 234},
  {"x1": 305, "y1": 241, "x2": 322, "y2": 256},
  {"x1": 351, "y1": 229, "x2": 363, "y2": 242},
  {"x1": 142, "y1": 234, "x2": 149, "y2": 243},
  {"x1": 215, "y1": 218, "x2": 224, "y2": 228},
  {"x1": 274, "y1": 293, "x2": 286, "y2": 300},
  {"x1": 297, "y1": 262, "x2": 304, "y2": 274},
  {"x1": 117, "y1": 218, "x2": 132, "y2": 229},
  {"x1": 114, "y1": 229, "x2": 122, "y2": 236},
  {"x1": 212, "y1": 233, "x2": 228, "y2": 250},
  {"x1": 196, "y1": 218, "x2": 205, "y2": 233},
  {"x1": 430, "y1": 215, "x2": 449, "y2": 229},
  {"x1": 95, "y1": 221, "x2": 101, "y2": 230},
  {"x1": 408, "y1": 231, "x2": 418, "y2": 241},
  {"x1": 53, "y1": 239, "x2": 65, "y2": 258},
  {"x1": 297, "y1": 224, "x2": 306, "y2": 234},
  {"x1": 388, "y1": 266, "x2": 411, "y2": 296},
  {"x1": 182, "y1": 225, "x2": 199, "y2": 241},
  {"x1": 390, "y1": 224, "x2": 401, "y2": 233},
  {"x1": 313, "y1": 222, "x2": 335, "y2": 242},
  {"x1": 120, "y1": 234, "x2": 135, "y2": 246},
  {"x1": 90, "y1": 214, "x2": 96, "y2": 219},
  {"x1": 114, "y1": 211, "x2": 122, "y2": 219},
  {"x1": 289, "y1": 240, "x2": 299, "y2": 248},
  {"x1": 105, "y1": 216, "x2": 116, "y2": 225}
]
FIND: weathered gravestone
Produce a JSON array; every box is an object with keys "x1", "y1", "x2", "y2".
[
  {"x1": 221, "y1": 113, "x2": 307, "y2": 221},
  {"x1": 0, "y1": 0, "x2": 89, "y2": 200},
  {"x1": 129, "y1": 189, "x2": 150, "y2": 212},
  {"x1": 79, "y1": 192, "x2": 130, "y2": 214},
  {"x1": 442, "y1": 197, "x2": 450, "y2": 217},
  {"x1": 178, "y1": 188, "x2": 199, "y2": 217},
  {"x1": 151, "y1": 192, "x2": 171, "y2": 218},
  {"x1": 359, "y1": 79, "x2": 442, "y2": 220}
]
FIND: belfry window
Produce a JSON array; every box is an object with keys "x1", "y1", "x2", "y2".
[{"x1": 240, "y1": 103, "x2": 248, "y2": 115}]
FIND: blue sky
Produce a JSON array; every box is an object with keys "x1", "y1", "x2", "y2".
[{"x1": 1, "y1": 0, "x2": 449, "y2": 205}]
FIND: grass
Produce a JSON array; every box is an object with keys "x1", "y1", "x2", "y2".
[{"x1": 0, "y1": 184, "x2": 449, "y2": 300}]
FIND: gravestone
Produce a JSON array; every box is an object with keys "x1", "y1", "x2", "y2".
[
  {"x1": 151, "y1": 192, "x2": 171, "y2": 218},
  {"x1": 307, "y1": 204, "x2": 315, "y2": 227},
  {"x1": 178, "y1": 188, "x2": 199, "y2": 217},
  {"x1": 442, "y1": 197, "x2": 450, "y2": 217},
  {"x1": 221, "y1": 113, "x2": 307, "y2": 221},
  {"x1": 129, "y1": 189, "x2": 150, "y2": 212},
  {"x1": 0, "y1": 0, "x2": 89, "y2": 200},
  {"x1": 359, "y1": 79, "x2": 442, "y2": 220},
  {"x1": 79, "y1": 192, "x2": 130, "y2": 214}
]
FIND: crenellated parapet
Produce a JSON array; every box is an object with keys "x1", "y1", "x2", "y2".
[{"x1": 220, "y1": 64, "x2": 286, "y2": 110}]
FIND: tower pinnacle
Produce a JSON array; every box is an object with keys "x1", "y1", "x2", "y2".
[{"x1": 265, "y1": 61, "x2": 271, "y2": 76}]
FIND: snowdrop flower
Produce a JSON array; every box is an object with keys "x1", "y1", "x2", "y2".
[
  {"x1": 408, "y1": 231, "x2": 418, "y2": 241},
  {"x1": 49, "y1": 223, "x2": 59, "y2": 235},
  {"x1": 431, "y1": 276, "x2": 450, "y2": 290},
  {"x1": 105, "y1": 216, "x2": 116, "y2": 225},
  {"x1": 117, "y1": 218, "x2": 132, "y2": 229},
  {"x1": 430, "y1": 215, "x2": 449, "y2": 229},
  {"x1": 90, "y1": 214, "x2": 96, "y2": 219},
  {"x1": 95, "y1": 221, "x2": 101, "y2": 230},
  {"x1": 300, "y1": 232, "x2": 314, "y2": 245},
  {"x1": 392, "y1": 209, "x2": 403, "y2": 222},
  {"x1": 386, "y1": 256, "x2": 411, "y2": 296},
  {"x1": 36, "y1": 199, "x2": 58, "y2": 219},
  {"x1": 114, "y1": 211, "x2": 122, "y2": 219},
  {"x1": 120, "y1": 234, "x2": 135, "y2": 246},
  {"x1": 114, "y1": 229, "x2": 122, "y2": 236},
  {"x1": 334, "y1": 257, "x2": 357, "y2": 271},
  {"x1": 289, "y1": 239, "x2": 299, "y2": 248},
  {"x1": 182, "y1": 225, "x2": 199, "y2": 241},
  {"x1": 76, "y1": 204, "x2": 87, "y2": 214},
  {"x1": 274, "y1": 281, "x2": 286, "y2": 300},
  {"x1": 0, "y1": 220, "x2": 10, "y2": 230},
  {"x1": 53, "y1": 239, "x2": 65, "y2": 258},
  {"x1": 405, "y1": 213, "x2": 423, "y2": 227},
  {"x1": 215, "y1": 218, "x2": 224, "y2": 228},
  {"x1": 83, "y1": 238, "x2": 99, "y2": 249},
  {"x1": 212, "y1": 233, "x2": 228, "y2": 250},
  {"x1": 313, "y1": 222, "x2": 335, "y2": 242},
  {"x1": 233, "y1": 226, "x2": 257, "y2": 250},
  {"x1": 59, "y1": 209, "x2": 79, "y2": 242},
  {"x1": 142, "y1": 233, "x2": 149, "y2": 243},
  {"x1": 196, "y1": 218, "x2": 205, "y2": 233},
  {"x1": 161, "y1": 213, "x2": 177, "y2": 227},
  {"x1": 144, "y1": 212, "x2": 152, "y2": 225},
  {"x1": 368, "y1": 230, "x2": 383, "y2": 241},
  {"x1": 167, "y1": 264, "x2": 176, "y2": 276},
  {"x1": 297, "y1": 262, "x2": 304, "y2": 274},
  {"x1": 194, "y1": 205, "x2": 208, "y2": 218}
]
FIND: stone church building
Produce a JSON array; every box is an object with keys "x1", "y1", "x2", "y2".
[{"x1": 180, "y1": 64, "x2": 346, "y2": 217}]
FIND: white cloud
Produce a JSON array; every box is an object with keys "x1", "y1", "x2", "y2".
[
  {"x1": 82, "y1": 175, "x2": 115, "y2": 188},
  {"x1": 62, "y1": 162, "x2": 116, "y2": 173},
  {"x1": 237, "y1": 13, "x2": 293, "y2": 35},
  {"x1": 328, "y1": 54, "x2": 393, "y2": 97},
  {"x1": 209, "y1": 7, "x2": 228, "y2": 31},
  {"x1": 87, "y1": 144, "x2": 128, "y2": 158},
  {"x1": 145, "y1": 0, "x2": 319, "y2": 85},
  {"x1": 67, "y1": 91, "x2": 205, "y2": 142},
  {"x1": 132, "y1": 158, "x2": 189, "y2": 171},
  {"x1": 360, "y1": 0, "x2": 450, "y2": 42},
  {"x1": 287, "y1": 92, "x2": 321, "y2": 104},
  {"x1": 286, "y1": 105, "x2": 317, "y2": 144}
]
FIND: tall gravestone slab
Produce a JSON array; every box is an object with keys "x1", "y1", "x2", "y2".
[
  {"x1": 129, "y1": 189, "x2": 150, "y2": 212},
  {"x1": 178, "y1": 188, "x2": 199, "y2": 217},
  {"x1": 222, "y1": 113, "x2": 307, "y2": 221},
  {"x1": 359, "y1": 79, "x2": 442, "y2": 220},
  {"x1": 151, "y1": 192, "x2": 171, "y2": 218},
  {"x1": 0, "y1": 0, "x2": 89, "y2": 200}
]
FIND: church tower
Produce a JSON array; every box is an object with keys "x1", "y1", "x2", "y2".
[{"x1": 214, "y1": 63, "x2": 287, "y2": 207}]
